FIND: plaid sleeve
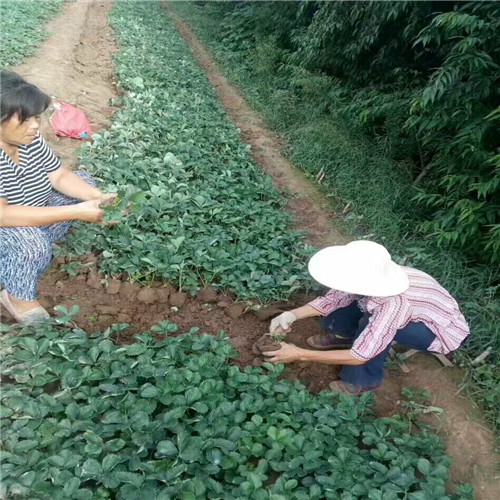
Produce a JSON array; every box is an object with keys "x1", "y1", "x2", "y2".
[
  {"x1": 33, "y1": 133, "x2": 61, "y2": 173},
  {"x1": 350, "y1": 296, "x2": 410, "y2": 361},
  {"x1": 308, "y1": 289, "x2": 358, "y2": 317}
]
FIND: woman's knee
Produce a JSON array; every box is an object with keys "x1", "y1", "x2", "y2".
[
  {"x1": 321, "y1": 302, "x2": 364, "y2": 337},
  {"x1": 0, "y1": 227, "x2": 53, "y2": 272}
]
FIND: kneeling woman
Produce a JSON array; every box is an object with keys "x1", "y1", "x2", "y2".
[
  {"x1": 264, "y1": 241, "x2": 470, "y2": 394},
  {"x1": 0, "y1": 71, "x2": 115, "y2": 324}
]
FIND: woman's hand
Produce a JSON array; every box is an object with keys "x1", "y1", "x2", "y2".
[
  {"x1": 270, "y1": 311, "x2": 297, "y2": 335},
  {"x1": 73, "y1": 199, "x2": 103, "y2": 223},
  {"x1": 98, "y1": 192, "x2": 118, "y2": 206},
  {"x1": 262, "y1": 342, "x2": 304, "y2": 364}
]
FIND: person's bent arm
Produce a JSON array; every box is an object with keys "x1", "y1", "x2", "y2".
[
  {"x1": 262, "y1": 342, "x2": 365, "y2": 366},
  {"x1": 48, "y1": 167, "x2": 105, "y2": 201},
  {"x1": 299, "y1": 348, "x2": 365, "y2": 365},
  {"x1": 270, "y1": 304, "x2": 320, "y2": 334},
  {"x1": 0, "y1": 199, "x2": 103, "y2": 227},
  {"x1": 290, "y1": 304, "x2": 321, "y2": 319}
]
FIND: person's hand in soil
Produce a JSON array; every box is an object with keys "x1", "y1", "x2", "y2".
[
  {"x1": 252, "y1": 333, "x2": 282, "y2": 355},
  {"x1": 262, "y1": 342, "x2": 304, "y2": 364},
  {"x1": 269, "y1": 311, "x2": 297, "y2": 335}
]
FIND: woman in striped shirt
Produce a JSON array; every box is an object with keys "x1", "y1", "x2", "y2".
[
  {"x1": 263, "y1": 241, "x2": 470, "y2": 395},
  {"x1": 0, "y1": 71, "x2": 115, "y2": 324}
]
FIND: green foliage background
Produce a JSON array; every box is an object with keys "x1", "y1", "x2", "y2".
[
  {"x1": 168, "y1": 1, "x2": 499, "y2": 430},
  {"x1": 0, "y1": 0, "x2": 63, "y2": 67},
  {"x1": 175, "y1": 1, "x2": 500, "y2": 264}
]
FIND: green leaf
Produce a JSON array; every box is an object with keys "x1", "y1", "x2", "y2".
[
  {"x1": 185, "y1": 387, "x2": 202, "y2": 404},
  {"x1": 101, "y1": 411, "x2": 127, "y2": 425},
  {"x1": 102, "y1": 454, "x2": 121, "y2": 472},
  {"x1": 63, "y1": 477, "x2": 81, "y2": 496},
  {"x1": 140, "y1": 384, "x2": 160, "y2": 398},
  {"x1": 105, "y1": 438, "x2": 126, "y2": 452},
  {"x1": 157, "y1": 440, "x2": 178, "y2": 457},
  {"x1": 417, "y1": 458, "x2": 432, "y2": 475},
  {"x1": 14, "y1": 440, "x2": 38, "y2": 452},
  {"x1": 81, "y1": 458, "x2": 103, "y2": 478}
]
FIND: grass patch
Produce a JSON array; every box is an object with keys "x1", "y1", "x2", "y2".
[{"x1": 0, "y1": 0, "x2": 63, "y2": 67}]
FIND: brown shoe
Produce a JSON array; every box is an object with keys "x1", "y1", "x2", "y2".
[{"x1": 306, "y1": 334, "x2": 353, "y2": 350}]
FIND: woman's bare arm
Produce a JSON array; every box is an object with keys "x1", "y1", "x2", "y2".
[
  {"x1": 48, "y1": 167, "x2": 104, "y2": 201},
  {"x1": 0, "y1": 198, "x2": 103, "y2": 227},
  {"x1": 290, "y1": 304, "x2": 321, "y2": 319}
]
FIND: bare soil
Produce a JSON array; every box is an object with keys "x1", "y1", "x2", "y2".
[{"x1": 1, "y1": 1, "x2": 497, "y2": 498}]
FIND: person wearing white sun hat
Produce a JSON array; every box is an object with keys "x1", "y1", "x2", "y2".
[{"x1": 263, "y1": 241, "x2": 470, "y2": 395}]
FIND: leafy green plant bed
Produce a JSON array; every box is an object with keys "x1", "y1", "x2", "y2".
[
  {"x1": 63, "y1": 0, "x2": 311, "y2": 302},
  {"x1": 0, "y1": 319, "x2": 473, "y2": 499},
  {"x1": 0, "y1": 0, "x2": 63, "y2": 68}
]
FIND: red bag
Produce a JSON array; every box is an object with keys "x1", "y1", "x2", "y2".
[{"x1": 50, "y1": 101, "x2": 92, "y2": 139}]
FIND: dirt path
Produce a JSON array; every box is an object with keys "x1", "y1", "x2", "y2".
[
  {"x1": 12, "y1": 0, "x2": 117, "y2": 169},
  {"x1": 1, "y1": 2, "x2": 497, "y2": 498},
  {"x1": 163, "y1": 7, "x2": 349, "y2": 249},
  {"x1": 164, "y1": 7, "x2": 499, "y2": 499}
]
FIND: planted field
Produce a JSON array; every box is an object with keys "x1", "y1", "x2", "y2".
[
  {"x1": 63, "y1": 0, "x2": 310, "y2": 302},
  {"x1": 0, "y1": 0, "x2": 63, "y2": 67},
  {"x1": 0, "y1": 319, "x2": 473, "y2": 499},
  {"x1": 0, "y1": 0, "x2": 496, "y2": 498}
]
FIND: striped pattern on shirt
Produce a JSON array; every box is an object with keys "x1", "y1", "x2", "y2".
[
  {"x1": 309, "y1": 266, "x2": 470, "y2": 361},
  {"x1": 0, "y1": 133, "x2": 61, "y2": 207}
]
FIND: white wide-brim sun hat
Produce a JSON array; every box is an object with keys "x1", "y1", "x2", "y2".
[{"x1": 308, "y1": 240, "x2": 409, "y2": 297}]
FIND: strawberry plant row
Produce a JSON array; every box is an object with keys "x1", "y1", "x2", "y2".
[
  {"x1": 63, "y1": 0, "x2": 311, "y2": 301},
  {"x1": 0, "y1": 0, "x2": 63, "y2": 68},
  {"x1": 0, "y1": 319, "x2": 473, "y2": 499}
]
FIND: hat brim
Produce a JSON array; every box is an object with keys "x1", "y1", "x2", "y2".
[{"x1": 308, "y1": 246, "x2": 409, "y2": 297}]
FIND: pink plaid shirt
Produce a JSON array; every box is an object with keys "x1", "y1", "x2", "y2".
[{"x1": 308, "y1": 266, "x2": 470, "y2": 361}]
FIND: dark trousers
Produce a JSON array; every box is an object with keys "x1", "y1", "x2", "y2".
[{"x1": 320, "y1": 302, "x2": 437, "y2": 387}]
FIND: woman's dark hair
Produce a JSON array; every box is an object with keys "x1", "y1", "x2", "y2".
[{"x1": 0, "y1": 71, "x2": 51, "y2": 123}]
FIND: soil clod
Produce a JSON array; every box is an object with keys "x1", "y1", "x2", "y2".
[
  {"x1": 95, "y1": 304, "x2": 117, "y2": 315},
  {"x1": 228, "y1": 303, "x2": 246, "y2": 319},
  {"x1": 137, "y1": 287, "x2": 157, "y2": 304},
  {"x1": 87, "y1": 273, "x2": 103, "y2": 290},
  {"x1": 156, "y1": 287, "x2": 171, "y2": 304},
  {"x1": 106, "y1": 279, "x2": 122, "y2": 295},
  {"x1": 119, "y1": 282, "x2": 139, "y2": 301},
  {"x1": 170, "y1": 292, "x2": 188, "y2": 308},
  {"x1": 197, "y1": 287, "x2": 218, "y2": 303}
]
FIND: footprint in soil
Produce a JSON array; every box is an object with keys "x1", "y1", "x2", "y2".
[{"x1": 252, "y1": 334, "x2": 282, "y2": 356}]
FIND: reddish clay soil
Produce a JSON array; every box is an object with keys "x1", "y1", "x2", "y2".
[{"x1": 1, "y1": 1, "x2": 497, "y2": 498}]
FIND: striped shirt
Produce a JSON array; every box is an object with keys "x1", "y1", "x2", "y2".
[
  {"x1": 0, "y1": 133, "x2": 61, "y2": 207},
  {"x1": 309, "y1": 266, "x2": 470, "y2": 361}
]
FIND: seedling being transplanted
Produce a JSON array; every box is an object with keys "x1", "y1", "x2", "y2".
[{"x1": 398, "y1": 387, "x2": 445, "y2": 432}]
